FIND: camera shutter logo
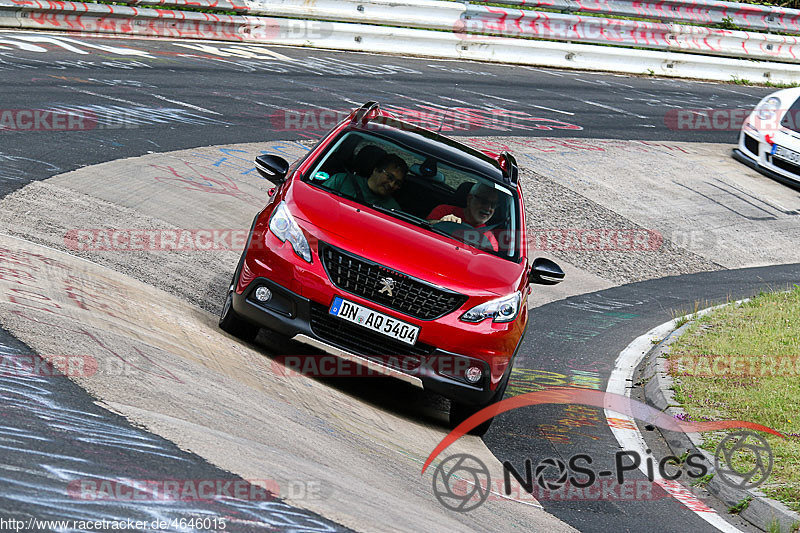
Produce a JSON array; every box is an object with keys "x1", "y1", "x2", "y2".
[
  {"x1": 714, "y1": 430, "x2": 773, "y2": 489},
  {"x1": 535, "y1": 457, "x2": 568, "y2": 490},
  {"x1": 432, "y1": 454, "x2": 491, "y2": 512},
  {"x1": 378, "y1": 277, "x2": 395, "y2": 297}
]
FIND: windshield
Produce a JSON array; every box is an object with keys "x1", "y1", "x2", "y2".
[{"x1": 305, "y1": 130, "x2": 520, "y2": 261}]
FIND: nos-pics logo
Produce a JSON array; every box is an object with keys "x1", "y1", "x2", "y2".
[{"x1": 432, "y1": 454, "x2": 491, "y2": 512}]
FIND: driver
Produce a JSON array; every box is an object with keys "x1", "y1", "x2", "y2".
[
  {"x1": 427, "y1": 183, "x2": 500, "y2": 251},
  {"x1": 322, "y1": 154, "x2": 408, "y2": 210}
]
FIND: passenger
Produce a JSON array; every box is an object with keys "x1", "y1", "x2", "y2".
[
  {"x1": 427, "y1": 183, "x2": 500, "y2": 251},
  {"x1": 322, "y1": 154, "x2": 408, "y2": 210}
]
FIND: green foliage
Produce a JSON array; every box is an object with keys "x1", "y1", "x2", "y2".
[
  {"x1": 718, "y1": 16, "x2": 741, "y2": 30},
  {"x1": 690, "y1": 473, "x2": 715, "y2": 487},
  {"x1": 728, "y1": 496, "x2": 752, "y2": 514},
  {"x1": 668, "y1": 286, "x2": 800, "y2": 513}
]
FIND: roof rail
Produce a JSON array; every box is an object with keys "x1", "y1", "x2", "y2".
[
  {"x1": 352, "y1": 101, "x2": 380, "y2": 125},
  {"x1": 500, "y1": 152, "x2": 518, "y2": 187}
]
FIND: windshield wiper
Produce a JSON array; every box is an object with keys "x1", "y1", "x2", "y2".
[{"x1": 368, "y1": 205, "x2": 453, "y2": 239}]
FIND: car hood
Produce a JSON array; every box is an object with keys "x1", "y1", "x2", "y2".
[{"x1": 286, "y1": 182, "x2": 524, "y2": 296}]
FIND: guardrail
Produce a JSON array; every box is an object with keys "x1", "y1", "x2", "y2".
[
  {"x1": 2, "y1": 0, "x2": 800, "y2": 83},
  {"x1": 11, "y1": 0, "x2": 795, "y2": 65},
  {"x1": 233, "y1": 0, "x2": 800, "y2": 64},
  {"x1": 118, "y1": 0, "x2": 247, "y2": 10},
  {"x1": 469, "y1": 0, "x2": 800, "y2": 35}
]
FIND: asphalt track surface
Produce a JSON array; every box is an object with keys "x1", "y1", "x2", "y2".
[
  {"x1": 0, "y1": 30, "x2": 795, "y2": 532},
  {"x1": 0, "y1": 30, "x2": 773, "y2": 197},
  {"x1": 488, "y1": 265, "x2": 800, "y2": 532}
]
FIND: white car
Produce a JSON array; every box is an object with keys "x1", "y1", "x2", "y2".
[{"x1": 734, "y1": 87, "x2": 800, "y2": 187}]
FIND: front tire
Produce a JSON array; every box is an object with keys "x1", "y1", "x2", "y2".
[
  {"x1": 448, "y1": 371, "x2": 511, "y2": 436},
  {"x1": 219, "y1": 284, "x2": 260, "y2": 343}
]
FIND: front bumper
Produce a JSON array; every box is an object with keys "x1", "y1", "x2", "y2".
[
  {"x1": 732, "y1": 148, "x2": 800, "y2": 188},
  {"x1": 232, "y1": 277, "x2": 513, "y2": 405},
  {"x1": 734, "y1": 130, "x2": 800, "y2": 189}
]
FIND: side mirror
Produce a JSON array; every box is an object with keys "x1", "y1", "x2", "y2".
[
  {"x1": 529, "y1": 258, "x2": 564, "y2": 285},
  {"x1": 255, "y1": 155, "x2": 290, "y2": 184}
]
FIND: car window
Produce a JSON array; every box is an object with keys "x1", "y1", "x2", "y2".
[{"x1": 305, "y1": 131, "x2": 519, "y2": 261}]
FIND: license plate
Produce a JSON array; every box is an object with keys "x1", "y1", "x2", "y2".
[
  {"x1": 772, "y1": 144, "x2": 800, "y2": 165},
  {"x1": 329, "y1": 297, "x2": 420, "y2": 345}
]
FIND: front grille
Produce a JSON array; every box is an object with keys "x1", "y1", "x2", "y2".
[
  {"x1": 319, "y1": 243, "x2": 467, "y2": 320},
  {"x1": 771, "y1": 155, "x2": 800, "y2": 177},
  {"x1": 309, "y1": 303, "x2": 435, "y2": 366},
  {"x1": 743, "y1": 133, "x2": 759, "y2": 156}
]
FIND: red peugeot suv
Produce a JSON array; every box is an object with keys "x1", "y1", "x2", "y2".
[{"x1": 219, "y1": 102, "x2": 564, "y2": 434}]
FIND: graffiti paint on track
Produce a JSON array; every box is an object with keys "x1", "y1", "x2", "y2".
[
  {"x1": 0, "y1": 330, "x2": 344, "y2": 531},
  {"x1": 149, "y1": 160, "x2": 265, "y2": 206},
  {"x1": 501, "y1": 367, "x2": 606, "y2": 444},
  {"x1": 190, "y1": 143, "x2": 312, "y2": 176}
]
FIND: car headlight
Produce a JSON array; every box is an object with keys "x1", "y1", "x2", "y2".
[
  {"x1": 756, "y1": 96, "x2": 781, "y2": 120},
  {"x1": 268, "y1": 201, "x2": 312, "y2": 263},
  {"x1": 460, "y1": 292, "x2": 521, "y2": 323}
]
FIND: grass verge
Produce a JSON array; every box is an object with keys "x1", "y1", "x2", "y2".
[{"x1": 667, "y1": 286, "x2": 800, "y2": 513}]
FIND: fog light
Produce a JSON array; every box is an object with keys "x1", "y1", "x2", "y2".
[
  {"x1": 465, "y1": 366, "x2": 482, "y2": 384},
  {"x1": 254, "y1": 286, "x2": 272, "y2": 303}
]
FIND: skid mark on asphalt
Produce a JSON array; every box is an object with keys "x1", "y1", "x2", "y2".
[
  {"x1": 0, "y1": 154, "x2": 60, "y2": 183},
  {"x1": 673, "y1": 181, "x2": 785, "y2": 221}
]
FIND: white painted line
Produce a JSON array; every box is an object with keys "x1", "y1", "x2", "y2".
[
  {"x1": 466, "y1": 90, "x2": 519, "y2": 104},
  {"x1": 269, "y1": 96, "x2": 340, "y2": 113},
  {"x1": 65, "y1": 88, "x2": 144, "y2": 107},
  {"x1": 9, "y1": 34, "x2": 152, "y2": 57},
  {"x1": 457, "y1": 88, "x2": 574, "y2": 115},
  {"x1": 582, "y1": 99, "x2": 650, "y2": 119},
  {"x1": 251, "y1": 101, "x2": 282, "y2": 109},
  {"x1": 438, "y1": 95, "x2": 474, "y2": 105},
  {"x1": 238, "y1": 45, "x2": 295, "y2": 62},
  {"x1": 715, "y1": 86, "x2": 762, "y2": 98},
  {"x1": 388, "y1": 92, "x2": 450, "y2": 109},
  {"x1": 519, "y1": 66, "x2": 564, "y2": 77},
  {"x1": 606, "y1": 303, "x2": 748, "y2": 533},
  {"x1": 528, "y1": 104, "x2": 574, "y2": 116},
  {"x1": 149, "y1": 94, "x2": 223, "y2": 116},
  {"x1": 0, "y1": 39, "x2": 48, "y2": 52}
]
